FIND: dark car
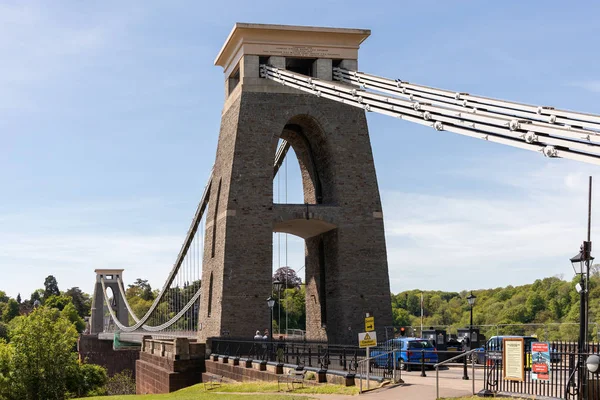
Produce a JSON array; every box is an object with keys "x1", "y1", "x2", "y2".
[{"x1": 370, "y1": 338, "x2": 439, "y2": 370}]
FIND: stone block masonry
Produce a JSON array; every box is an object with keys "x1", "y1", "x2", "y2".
[
  {"x1": 199, "y1": 23, "x2": 393, "y2": 345},
  {"x1": 136, "y1": 338, "x2": 205, "y2": 394},
  {"x1": 77, "y1": 334, "x2": 139, "y2": 376}
]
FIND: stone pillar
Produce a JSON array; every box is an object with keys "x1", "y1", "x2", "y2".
[
  {"x1": 338, "y1": 59, "x2": 358, "y2": 71},
  {"x1": 241, "y1": 55, "x2": 259, "y2": 79},
  {"x1": 312, "y1": 59, "x2": 332, "y2": 81},
  {"x1": 268, "y1": 56, "x2": 285, "y2": 69}
]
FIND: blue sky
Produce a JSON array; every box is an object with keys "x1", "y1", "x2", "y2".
[{"x1": 2, "y1": 0, "x2": 600, "y2": 299}]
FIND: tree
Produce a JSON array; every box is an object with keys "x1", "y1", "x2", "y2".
[
  {"x1": 64, "y1": 287, "x2": 91, "y2": 318},
  {"x1": 0, "y1": 339, "x2": 13, "y2": 399},
  {"x1": 393, "y1": 307, "x2": 411, "y2": 327},
  {"x1": 43, "y1": 275, "x2": 60, "y2": 299},
  {"x1": 9, "y1": 307, "x2": 78, "y2": 400},
  {"x1": 105, "y1": 369, "x2": 136, "y2": 395},
  {"x1": 127, "y1": 279, "x2": 154, "y2": 301},
  {"x1": 0, "y1": 323, "x2": 8, "y2": 341},
  {"x1": 29, "y1": 289, "x2": 44, "y2": 304},
  {"x1": 15, "y1": 294, "x2": 21, "y2": 304},
  {"x1": 44, "y1": 295, "x2": 71, "y2": 311},
  {"x1": 2, "y1": 300, "x2": 19, "y2": 323},
  {"x1": 273, "y1": 267, "x2": 302, "y2": 289},
  {"x1": 66, "y1": 362, "x2": 107, "y2": 397},
  {"x1": 61, "y1": 302, "x2": 86, "y2": 333}
]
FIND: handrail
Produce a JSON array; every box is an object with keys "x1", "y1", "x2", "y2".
[
  {"x1": 434, "y1": 348, "x2": 479, "y2": 368},
  {"x1": 435, "y1": 349, "x2": 479, "y2": 399},
  {"x1": 357, "y1": 349, "x2": 400, "y2": 393}
]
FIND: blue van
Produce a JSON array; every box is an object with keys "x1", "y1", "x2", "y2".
[{"x1": 370, "y1": 338, "x2": 439, "y2": 370}]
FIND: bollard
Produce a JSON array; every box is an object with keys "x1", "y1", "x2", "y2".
[
  {"x1": 462, "y1": 352, "x2": 469, "y2": 380},
  {"x1": 421, "y1": 350, "x2": 426, "y2": 377}
]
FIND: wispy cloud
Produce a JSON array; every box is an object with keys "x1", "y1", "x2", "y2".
[
  {"x1": 568, "y1": 81, "x2": 600, "y2": 94},
  {"x1": 383, "y1": 157, "x2": 599, "y2": 292},
  {"x1": 0, "y1": 198, "x2": 190, "y2": 298}
]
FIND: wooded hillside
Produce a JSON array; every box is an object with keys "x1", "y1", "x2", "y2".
[{"x1": 391, "y1": 270, "x2": 600, "y2": 341}]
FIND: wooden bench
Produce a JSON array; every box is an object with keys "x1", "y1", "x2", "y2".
[
  {"x1": 204, "y1": 374, "x2": 223, "y2": 390},
  {"x1": 278, "y1": 369, "x2": 307, "y2": 391}
]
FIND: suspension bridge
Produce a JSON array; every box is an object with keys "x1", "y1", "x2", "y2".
[{"x1": 89, "y1": 22, "x2": 600, "y2": 348}]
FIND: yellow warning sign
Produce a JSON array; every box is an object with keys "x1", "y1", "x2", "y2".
[
  {"x1": 365, "y1": 316, "x2": 375, "y2": 332},
  {"x1": 358, "y1": 331, "x2": 377, "y2": 348}
]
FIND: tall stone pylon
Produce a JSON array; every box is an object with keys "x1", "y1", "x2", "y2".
[
  {"x1": 90, "y1": 269, "x2": 128, "y2": 334},
  {"x1": 198, "y1": 23, "x2": 392, "y2": 344}
]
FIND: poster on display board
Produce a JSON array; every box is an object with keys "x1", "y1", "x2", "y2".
[
  {"x1": 531, "y1": 342, "x2": 551, "y2": 381},
  {"x1": 503, "y1": 338, "x2": 525, "y2": 382}
]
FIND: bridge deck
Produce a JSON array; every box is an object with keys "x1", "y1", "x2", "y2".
[{"x1": 97, "y1": 331, "x2": 199, "y2": 343}]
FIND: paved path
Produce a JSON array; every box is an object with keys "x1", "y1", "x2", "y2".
[{"x1": 310, "y1": 367, "x2": 486, "y2": 400}]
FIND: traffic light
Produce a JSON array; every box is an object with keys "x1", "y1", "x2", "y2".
[{"x1": 400, "y1": 327, "x2": 406, "y2": 336}]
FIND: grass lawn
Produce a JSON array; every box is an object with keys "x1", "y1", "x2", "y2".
[{"x1": 81, "y1": 381, "x2": 359, "y2": 399}]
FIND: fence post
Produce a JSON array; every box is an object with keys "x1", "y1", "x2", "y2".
[
  {"x1": 472, "y1": 353, "x2": 475, "y2": 394},
  {"x1": 462, "y1": 352, "x2": 469, "y2": 380},
  {"x1": 393, "y1": 349, "x2": 397, "y2": 383}
]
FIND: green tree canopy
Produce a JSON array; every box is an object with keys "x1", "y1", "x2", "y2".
[
  {"x1": 44, "y1": 295, "x2": 71, "y2": 312},
  {"x1": 61, "y1": 302, "x2": 86, "y2": 333},
  {"x1": 64, "y1": 287, "x2": 91, "y2": 318},
  {"x1": 1, "y1": 300, "x2": 19, "y2": 323},
  {"x1": 9, "y1": 307, "x2": 78, "y2": 399},
  {"x1": 43, "y1": 275, "x2": 60, "y2": 300}
]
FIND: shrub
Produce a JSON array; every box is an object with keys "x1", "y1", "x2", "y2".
[{"x1": 105, "y1": 369, "x2": 136, "y2": 395}]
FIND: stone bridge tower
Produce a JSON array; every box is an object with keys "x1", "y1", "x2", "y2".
[
  {"x1": 90, "y1": 269, "x2": 128, "y2": 334},
  {"x1": 199, "y1": 23, "x2": 392, "y2": 344}
]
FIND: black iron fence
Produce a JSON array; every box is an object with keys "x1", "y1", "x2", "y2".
[
  {"x1": 483, "y1": 341, "x2": 600, "y2": 399},
  {"x1": 209, "y1": 337, "x2": 361, "y2": 371},
  {"x1": 208, "y1": 337, "x2": 466, "y2": 381}
]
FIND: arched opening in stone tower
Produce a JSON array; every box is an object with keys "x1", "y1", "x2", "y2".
[
  {"x1": 103, "y1": 286, "x2": 116, "y2": 329},
  {"x1": 271, "y1": 114, "x2": 336, "y2": 341}
]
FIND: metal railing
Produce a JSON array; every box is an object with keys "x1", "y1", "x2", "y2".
[
  {"x1": 482, "y1": 341, "x2": 600, "y2": 399},
  {"x1": 357, "y1": 349, "x2": 401, "y2": 393},
  {"x1": 434, "y1": 348, "x2": 479, "y2": 399},
  {"x1": 209, "y1": 337, "x2": 361, "y2": 372}
]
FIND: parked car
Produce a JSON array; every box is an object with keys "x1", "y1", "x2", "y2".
[{"x1": 370, "y1": 338, "x2": 439, "y2": 371}]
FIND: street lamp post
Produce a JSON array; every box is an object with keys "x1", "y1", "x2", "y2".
[
  {"x1": 267, "y1": 297, "x2": 275, "y2": 342},
  {"x1": 467, "y1": 292, "x2": 476, "y2": 351},
  {"x1": 462, "y1": 292, "x2": 476, "y2": 381},
  {"x1": 569, "y1": 175, "x2": 593, "y2": 400},
  {"x1": 571, "y1": 241, "x2": 593, "y2": 400}
]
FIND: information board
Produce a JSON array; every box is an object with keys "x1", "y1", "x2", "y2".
[
  {"x1": 531, "y1": 342, "x2": 551, "y2": 381},
  {"x1": 503, "y1": 338, "x2": 525, "y2": 382}
]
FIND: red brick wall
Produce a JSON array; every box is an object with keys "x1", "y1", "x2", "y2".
[
  {"x1": 136, "y1": 351, "x2": 204, "y2": 394},
  {"x1": 78, "y1": 334, "x2": 139, "y2": 376}
]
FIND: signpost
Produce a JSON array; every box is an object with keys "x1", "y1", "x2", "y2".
[
  {"x1": 359, "y1": 313, "x2": 377, "y2": 392},
  {"x1": 359, "y1": 331, "x2": 377, "y2": 348},
  {"x1": 365, "y1": 316, "x2": 375, "y2": 332}
]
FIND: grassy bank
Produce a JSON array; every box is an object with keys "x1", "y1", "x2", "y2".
[{"x1": 82, "y1": 381, "x2": 359, "y2": 399}]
